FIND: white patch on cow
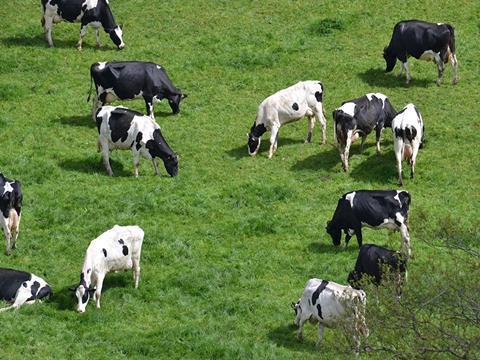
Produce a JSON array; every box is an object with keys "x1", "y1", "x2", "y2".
[
  {"x1": 366, "y1": 93, "x2": 387, "y2": 109},
  {"x1": 345, "y1": 192, "x2": 356, "y2": 208},
  {"x1": 104, "y1": 88, "x2": 118, "y2": 103},
  {"x1": 420, "y1": 50, "x2": 439, "y2": 62},
  {"x1": 347, "y1": 229, "x2": 355, "y2": 236},
  {"x1": 338, "y1": 102, "x2": 355, "y2": 117},
  {"x1": 437, "y1": 22, "x2": 443, "y2": 25},
  {"x1": 394, "y1": 192, "x2": 402, "y2": 207},
  {"x1": 85, "y1": 0, "x2": 99, "y2": 10},
  {"x1": 395, "y1": 212, "x2": 405, "y2": 224},
  {"x1": 2, "y1": 182, "x2": 13, "y2": 195},
  {"x1": 97, "y1": 62, "x2": 107, "y2": 70},
  {"x1": 114, "y1": 27, "x2": 124, "y2": 48},
  {"x1": 156, "y1": 65, "x2": 162, "y2": 69}
]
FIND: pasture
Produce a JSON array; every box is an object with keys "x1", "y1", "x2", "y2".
[{"x1": 0, "y1": 0, "x2": 479, "y2": 358}]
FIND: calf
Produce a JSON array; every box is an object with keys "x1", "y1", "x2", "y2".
[
  {"x1": 247, "y1": 81, "x2": 327, "y2": 159},
  {"x1": 292, "y1": 278, "x2": 369, "y2": 354},
  {"x1": 70, "y1": 225, "x2": 144, "y2": 313},
  {"x1": 383, "y1": 20, "x2": 458, "y2": 85},
  {"x1": 0, "y1": 268, "x2": 52, "y2": 312},
  {"x1": 332, "y1": 93, "x2": 396, "y2": 172},
  {"x1": 96, "y1": 106, "x2": 179, "y2": 177},
  {"x1": 0, "y1": 174, "x2": 22, "y2": 256},
  {"x1": 41, "y1": 0, "x2": 125, "y2": 50},
  {"x1": 392, "y1": 104, "x2": 424, "y2": 185},
  {"x1": 326, "y1": 190, "x2": 411, "y2": 258},
  {"x1": 89, "y1": 61, "x2": 186, "y2": 119},
  {"x1": 348, "y1": 244, "x2": 407, "y2": 297}
]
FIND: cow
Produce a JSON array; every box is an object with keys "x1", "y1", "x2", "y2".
[
  {"x1": 41, "y1": 0, "x2": 125, "y2": 50},
  {"x1": 88, "y1": 61, "x2": 187, "y2": 119},
  {"x1": 292, "y1": 278, "x2": 369, "y2": 354},
  {"x1": 326, "y1": 190, "x2": 411, "y2": 258},
  {"x1": 96, "y1": 106, "x2": 179, "y2": 178},
  {"x1": 0, "y1": 268, "x2": 52, "y2": 312},
  {"x1": 392, "y1": 104, "x2": 424, "y2": 185},
  {"x1": 332, "y1": 93, "x2": 397, "y2": 172},
  {"x1": 0, "y1": 174, "x2": 22, "y2": 256},
  {"x1": 383, "y1": 20, "x2": 458, "y2": 85},
  {"x1": 348, "y1": 244, "x2": 407, "y2": 298},
  {"x1": 70, "y1": 225, "x2": 144, "y2": 313},
  {"x1": 247, "y1": 81, "x2": 327, "y2": 159}
]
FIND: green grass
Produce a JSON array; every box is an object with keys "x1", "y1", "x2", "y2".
[{"x1": 0, "y1": 0, "x2": 479, "y2": 358}]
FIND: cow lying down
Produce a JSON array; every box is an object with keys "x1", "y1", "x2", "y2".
[{"x1": 0, "y1": 268, "x2": 52, "y2": 312}]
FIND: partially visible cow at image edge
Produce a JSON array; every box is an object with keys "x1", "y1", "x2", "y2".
[{"x1": 0, "y1": 174, "x2": 22, "y2": 256}]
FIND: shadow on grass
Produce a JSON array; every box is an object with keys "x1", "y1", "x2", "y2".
[
  {"x1": 308, "y1": 242, "x2": 359, "y2": 254},
  {"x1": 225, "y1": 137, "x2": 304, "y2": 160},
  {"x1": 58, "y1": 156, "x2": 132, "y2": 177},
  {"x1": 267, "y1": 323, "x2": 317, "y2": 353},
  {"x1": 0, "y1": 34, "x2": 75, "y2": 49},
  {"x1": 58, "y1": 114, "x2": 95, "y2": 128},
  {"x1": 291, "y1": 146, "x2": 339, "y2": 171},
  {"x1": 348, "y1": 149, "x2": 395, "y2": 183},
  {"x1": 358, "y1": 68, "x2": 431, "y2": 88}
]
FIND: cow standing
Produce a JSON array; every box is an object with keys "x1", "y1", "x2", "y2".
[
  {"x1": 71, "y1": 225, "x2": 144, "y2": 313},
  {"x1": 332, "y1": 93, "x2": 396, "y2": 172},
  {"x1": 96, "y1": 106, "x2": 179, "y2": 177},
  {"x1": 89, "y1": 61, "x2": 186, "y2": 119},
  {"x1": 392, "y1": 104, "x2": 424, "y2": 185},
  {"x1": 247, "y1": 81, "x2": 327, "y2": 159},
  {"x1": 0, "y1": 174, "x2": 22, "y2": 256},
  {"x1": 41, "y1": 0, "x2": 125, "y2": 50},
  {"x1": 292, "y1": 278, "x2": 369, "y2": 354},
  {"x1": 383, "y1": 20, "x2": 458, "y2": 85},
  {"x1": 326, "y1": 190, "x2": 411, "y2": 258},
  {"x1": 0, "y1": 268, "x2": 52, "y2": 312}
]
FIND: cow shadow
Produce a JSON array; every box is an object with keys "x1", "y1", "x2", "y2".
[
  {"x1": 348, "y1": 150, "x2": 395, "y2": 183},
  {"x1": 308, "y1": 242, "x2": 359, "y2": 254},
  {"x1": 58, "y1": 156, "x2": 132, "y2": 177},
  {"x1": 225, "y1": 137, "x2": 304, "y2": 160},
  {"x1": 58, "y1": 114, "x2": 95, "y2": 128},
  {"x1": 0, "y1": 34, "x2": 76, "y2": 49},
  {"x1": 358, "y1": 68, "x2": 431, "y2": 88},
  {"x1": 267, "y1": 323, "x2": 317, "y2": 353},
  {"x1": 291, "y1": 146, "x2": 339, "y2": 171}
]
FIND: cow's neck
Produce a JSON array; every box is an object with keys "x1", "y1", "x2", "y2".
[
  {"x1": 251, "y1": 123, "x2": 267, "y2": 137},
  {"x1": 100, "y1": 6, "x2": 117, "y2": 32},
  {"x1": 80, "y1": 256, "x2": 94, "y2": 288}
]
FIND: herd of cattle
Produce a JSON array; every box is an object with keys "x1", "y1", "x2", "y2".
[{"x1": 0, "y1": 0, "x2": 460, "y2": 354}]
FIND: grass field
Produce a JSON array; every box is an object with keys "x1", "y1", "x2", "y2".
[{"x1": 0, "y1": 0, "x2": 479, "y2": 358}]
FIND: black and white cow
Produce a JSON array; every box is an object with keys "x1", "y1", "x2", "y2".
[
  {"x1": 392, "y1": 104, "x2": 424, "y2": 185},
  {"x1": 332, "y1": 93, "x2": 397, "y2": 171},
  {"x1": 89, "y1": 61, "x2": 186, "y2": 119},
  {"x1": 326, "y1": 190, "x2": 411, "y2": 258},
  {"x1": 0, "y1": 268, "x2": 52, "y2": 312},
  {"x1": 348, "y1": 244, "x2": 407, "y2": 296},
  {"x1": 292, "y1": 278, "x2": 369, "y2": 354},
  {"x1": 96, "y1": 106, "x2": 179, "y2": 177},
  {"x1": 247, "y1": 81, "x2": 327, "y2": 159},
  {"x1": 70, "y1": 225, "x2": 144, "y2": 313},
  {"x1": 41, "y1": 0, "x2": 125, "y2": 50},
  {"x1": 383, "y1": 20, "x2": 458, "y2": 85},
  {"x1": 0, "y1": 174, "x2": 22, "y2": 256}
]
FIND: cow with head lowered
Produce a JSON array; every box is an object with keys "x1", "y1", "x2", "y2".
[
  {"x1": 41, "y1": 0, "x2": 125, "y2": 50},
  {"x1": 332, "y1": 93, "x2": 397, "y2": 172},
  {"x1": 96, "y1": 106, "x2": 179, "y2": 177},
  {"x1": 247, "y1": 81, "x2": 327, "y2": 159},
  {"x1": 326, "y1": 190, "x2": 412, "y2": 258},
  {"x1": 89, "y1": 61, "x2": 187, "y2": 119},
  {"x1": 383, "y1": 20, "x2": 458, "y2": 85},
  {"x1": 0, "y1": 173, "x2": 22, "y2": 256}
]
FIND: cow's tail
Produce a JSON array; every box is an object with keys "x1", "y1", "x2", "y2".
[
  {"x1": 446, "y1": 24, "x2": 456, "y2": 55},
  {"x1": 332, "y1": 110, "x2": 338, "y2": 146},
  {"x1": 87, "y1": 70, "x2": 94, "y2": 103}
]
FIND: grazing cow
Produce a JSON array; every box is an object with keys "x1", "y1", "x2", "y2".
[
  {"x1": 96, "y1": 106, "x2": 179, "y2": 177},
  {"x1": 326, "y1": 190, "x2": 411, "y2": 258},
  {"x1": 392, "y1": 104, "x2": 424, "y2": 185},
  {"x1": 348, "y1": 244, "x2": 407, "y2": 297},
  {"x1": 383, "y1": 20, "x2": 458, "y2": 85},
  {"x1": 41, "y1": 0, "x2": 125, "y2": 50},
  {"x1": 247, "y1": 81, "x2": 327, "y2": 159},
  {"x1": 332, "y1": 93, "x2": 396, "y2": 172},
  {"x1": 0, "y1": 268, "x2": 52, "y2": 312},
  {"x1": 89, "y1": 61, "x2": 186, "y2": 119},
  {"x1": 0, "y1": 174, "x2": 22, "y2": 256},
  {"x1": 70, "y1": 225, "x2": 144, "y2": 313},
  {"x1": 292, "y1": 278, "x2": 369, "y2": 354}
]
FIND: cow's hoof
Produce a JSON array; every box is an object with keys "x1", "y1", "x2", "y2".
[
  {"x1": 452, "y1": 79, "x2": 458, "y2": 85},
  {"x1": 436, "y1": 81, "x2": 442, "y2": 87},
  {"x1": 5, "y1": 251, "x2": 10, "y2": 256}
]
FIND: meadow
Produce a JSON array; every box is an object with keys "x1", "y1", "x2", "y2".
[{"x1": 0, "y1": 0, "x2": 479, "y2": 358}]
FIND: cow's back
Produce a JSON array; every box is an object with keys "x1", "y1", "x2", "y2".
[{"x1": 0, "y1": 268, "x2": 31, "y2": 301}]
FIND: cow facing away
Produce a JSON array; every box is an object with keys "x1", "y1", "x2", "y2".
[
  {"x1": 96, "y1": 106, "x2": 179, "y2": 177},
  {"x1": 292, "y1": 278, "x2": 369, "y2": 354},
  {"x1": 392, "y1": 104, "x2": 424, "y2": 185},
  {"x1": 247, "y1": 81, "x2": 327, "y2": 159},
  {"x1": 326, "y1": 190, "x2": 412, "y2": 258},
  {"x1": 0, "y1": 268, "x2": 52, "y2": 312},
  {"x1": 70, "y1": 225, "x2": 144, "y2": 313},
  {"x1": 383, "y1": 20, "x2": 458, "y2": 85},
  {"x1": 332, "y1": 93, "x2": 396, "y2": 172},
  {"x1": 41, "y1": 0, "x2": 125, "y2": 50},
  {"x1": 89, "y1": 61, "x2": 186, "y2": 119},
  {"x1": 0, "y1": 174, "x2": 22, "y2": 256}
]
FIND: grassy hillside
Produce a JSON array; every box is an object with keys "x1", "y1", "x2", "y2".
[{"x1": 0, "y1": 0, "x2": 479, "y2": 358}]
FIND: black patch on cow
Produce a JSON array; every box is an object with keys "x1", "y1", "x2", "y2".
[
  {"x1": 135, "y1": 132, "x2": 143, "y2": 151},
  {"x1": 316, "y1": 303, "x2": 324, "y2": 319},
  {"x1": 292, "y1": 102, "x2": 299, "y2": 111},
  {"x1": 102, "y1": 248, "x2": 107, "y2": 257},
  {"x1": 122, "y1": 245, "x2": 128, "y2": 256},
  {"x1": 394, "y1": 128, "x2": 404, "y2": 138},
  {"x1": 311, "y1": 280, "x2": 329, "y2": 304},
  {"x1": 130, "y1": 141, "x2": 134, "y2": 148},
  {"x1": 108, "y1": 109, "x2": 134, "y2": 143},
  {"x1": 36, "y1": 285, "x2": 52, "y2": 300},
  {"x1": 27, "y1": 281, "x2": 41, "y2": 301},
  {"x1": 315, "y1": 91, "x2": 323, "y2": 102},
  {"x1": 23, "y1": 282, "x2": 28, "y2": 288},
  {"x1": 87, "y1": 268, "x2": 91, "y2": 274},
  {"x1": 118, "y1": 239, "x2": 124, "y2": 245},
  {"x1": 251, "y1": 123, "x2": 267, "y2": 138}
]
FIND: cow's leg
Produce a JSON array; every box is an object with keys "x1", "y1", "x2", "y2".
[
  {"x1": 314, "y1": 108, "x2": 327, "y2": 145},
  {"x1": 435, "y1": 54, "x2": 444, "y2": 86},
  {"x1": 394, "y1": 139, "x2": 404, "y2": 186},
  {"x1": 11, "y1": 212, "x2": 20, "y2": 250},
  {"x1": 375, "y1": 126, "x2": 383, "y2": 155},
  {"x1": 268, "y1": 125, "x2": 279, "y2": 159},
  {"x1": 95, "y1": 28, "x2": 101, "y2": 48},
  {"x1": 2, "y1": 219, "x2": 11, "y2": 256},
  {"x1": 144, "y1": 97, "x2": 154, "y2": 118},
  {"x1": 94, "y1": 273, "x2": 105, "y2": 309},
  {"x1": 397, "y1": 62, "x2": 404, "y2": 77},
  {"x1": 132, "y1": 254, "x2": 141, "y2": 289},
  {"x1": 152, "y1": 158, "x2": 159, "y2": 176},
  {"x1": 403, "y1": 61, "x2": 411, "y2": 84},
  {"x1": 397, "y1": 215, "x2": 411, "y2": 258},
  {"x1": 343, "y1": 130, "x2": 353, "y2": 171},
  {"x1": 305, "y1": 116, "x2": 314, "y2": 143},
  {"x1": 297, "y1": 317, "x2": 307, "y2": 341},
  {"x1": 43, "y1": 15, "x2": 54, "y2": 47},
  {"x1": 316, "y1": 324, "x2": 324, "y2": 348},
  {"x1": 355, "y1": 229, "x2": 363, "y2": 247},
  {"x1": 100, "y1": 139, "x2": 114, "y2": 176},
  {"x1": 410, "y1": 143, "x2": 420, "y2": 179},
  {"x1": 450, "y1": 53, "x2": 458, "y2": 84},
  {"x1": 76, "y1": 25, "x2": 88, "y2": 51},
  {"x1": 132, "y1": 151, "x2": 140, "y2": 178},
  {"x1": 359, "y1": 135, "x2": 367, "y2": 153},
  {"x1": 345, "y1": 233, "x2": 352, "y2": 248}
]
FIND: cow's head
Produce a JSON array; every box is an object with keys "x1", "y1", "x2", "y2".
[
  {"x1": 326, "y1": 220, "x2": 342, "y2": 246},
  {"x1": 69, "y1": 273, "x2": 95, "y2": 313},
  {"x1": 168, "y1": 93, "x2": 187, "y2": 115},
  {"x1": 347, "y1": 271, "x2": 362, "y2": 289},
  {"x1": 37, "y1": 284, "x2": 53, "y2": 300},
  {"x1": 291, "y1": 300, "x2": 301, "y2": 327},
  {"x1": 247, "y1": 122, "x2": 266, "y2": 156},
  {"x1": 109, "y1": 25, "x2": 125, "y2": 50},
  {"x1": 383, "y1": 46, "x2": 396, "y2": 72},
  {"x1": 163, "y1": 154, "x2": 179, "y2": 177},
  {"x1": 146, "y1": 129, "x2": 179, "y2": 177}
]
